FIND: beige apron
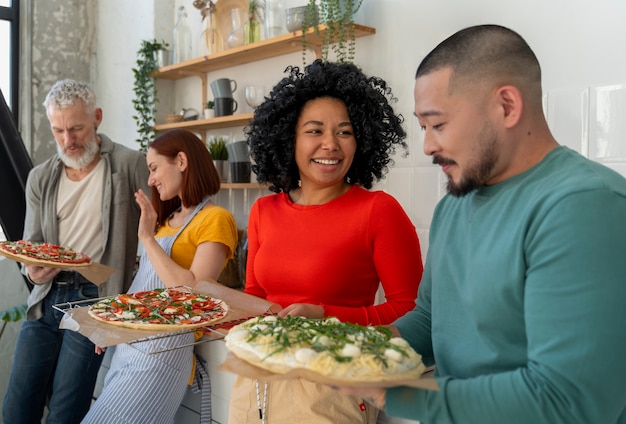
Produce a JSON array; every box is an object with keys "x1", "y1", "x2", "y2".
[{"x1": 228, "y1": 376, "x2": 378, "y2": 423}]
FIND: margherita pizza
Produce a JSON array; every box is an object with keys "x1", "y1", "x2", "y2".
[
  {"x1": 88, "y1": 287, "x2": 229, "y2": 331},
  {"x1": 224, "y1": 315, "x2": 425, "y2": 382},
  {"x1": 0, "y1": 240, "x2": 91, "y2": 267}
]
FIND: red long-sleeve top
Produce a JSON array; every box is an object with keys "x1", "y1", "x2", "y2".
[{"x1": 244, "y1": 185, "x2": 423, "y2": 326}]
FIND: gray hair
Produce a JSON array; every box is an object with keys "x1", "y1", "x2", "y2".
[{"x1": 43, "y1": 79, "x2": 97, "y2": 115}]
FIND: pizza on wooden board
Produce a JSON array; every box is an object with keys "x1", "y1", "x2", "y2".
[
  {"x1": 224, "y1": 315, "x2": 425, "y2": 382},
  {"x1": 88, "y1": 287, "x2": 229, "y2": 331},
  {"x1": 0, "y1": 240, "x2": 91, "y2": 267}
]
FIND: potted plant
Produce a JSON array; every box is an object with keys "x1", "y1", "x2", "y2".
[
  {"x1": 301, "y1": 0, "x2": 364, "y2": 64},
  {"x1": 0, "y1": 303, "x2": 27, "y2": 342},
  {"x1": 204, "y1": 100, "x2": 215, "y2": 119},
  {"x1": 132, "y1": 39, "x2": 169, "y2": 152},
  {"x1": 208, "y1": 136, "x2": 229, "y2": 182}
]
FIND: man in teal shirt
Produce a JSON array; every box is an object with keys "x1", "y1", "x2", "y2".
[{"x1": 339, "y1": 25, "x2": 626, "y2": 423}]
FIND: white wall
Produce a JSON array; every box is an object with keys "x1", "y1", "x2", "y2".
[{"x1": 96, "y1": 0, "x2": 161, "y2": 147}]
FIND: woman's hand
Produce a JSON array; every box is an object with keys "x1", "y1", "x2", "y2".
[
  {"x1": 277, "y1": 303, "x2": 324, "y2": 319},
  {"x1": 134, "y1": 188, "x2": 157, "y2": 242},
  {"x1": 95, "y1": 346, "x2": 107, "y2": 355}
]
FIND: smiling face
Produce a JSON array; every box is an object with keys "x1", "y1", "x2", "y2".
[
  {"x1": 48, "y1": 99, "x2": 102, "y2": 170},
  {"x1": 294, "y1": 97, "x2": 356, "y2": 192},
  {"x1": 414, "y1": 68, "x2": 502, "y2": 197},
  {"x1": 146, "y1": 148, "x2": 186, "y2": 201}
]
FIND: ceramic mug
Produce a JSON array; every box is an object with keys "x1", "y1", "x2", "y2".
[
  {"x1": 214, "y1": 97, "x2": 238, "y2": 117},
  {"x1": 210, "y1": 78, "x2": 238, "y2": 98},
  {"x1": 226, "y1": 140, "x2": 249, "y2": 162},
  {"x1": 230, "y1": 161, "x2": 251, "y2": 183}
]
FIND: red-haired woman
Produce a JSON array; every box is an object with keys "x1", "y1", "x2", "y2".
[{"x1": 84, "y1": 129, "x2": 238, "y2": 423}]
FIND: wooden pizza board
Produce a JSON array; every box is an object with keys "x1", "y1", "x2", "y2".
[
  {"x1": 218, "y1": 352, "x2": 439, "y2": 391},
  {"x1": 58, "y1": 279, "x2": 280, "y2": 348},
  {"x1": 0, "y1": 248, "x2": 116, "y2": 285}
]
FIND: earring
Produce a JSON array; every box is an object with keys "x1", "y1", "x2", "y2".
[
  {"x1": 346, "y1": 176, "x2": 351, "y2": 184},
  {"x1": 298, "y1": 179, "x2": 302, "y2": 188}
]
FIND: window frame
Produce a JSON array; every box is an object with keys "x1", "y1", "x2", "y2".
[{"x1": 0, "y1": 1, "x2": 20, "y2": 124}]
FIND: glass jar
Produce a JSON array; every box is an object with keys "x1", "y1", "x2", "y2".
[
  {"x1": 173, "y1": 6, "x2": 193, "y2": 63},
  {"x1": 200, "y1": 1, "x2": 223, "y2": 56},
  {"x1": 264, "y1": 0, "x2": 286, "y2": 39},
  {"x1": 243, "y1": 12, "x2": 261, "y2": 45},
  {"x1": 227, "y1": 8, "x2": 245, "y2": 48}
]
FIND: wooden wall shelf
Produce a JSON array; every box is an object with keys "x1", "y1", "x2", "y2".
[
  {"x1": 154, "y1": 113, "x2": 253, "y2": 132},
  {"x1": 221, "y1": 183, "x2": 266, "y2": 189},
  {"x1": 152, "y1": 23, "x2": 375, "y2": 134},
  {"x1": 153, "y1": 24, "x2": 376, "y2": 80}
]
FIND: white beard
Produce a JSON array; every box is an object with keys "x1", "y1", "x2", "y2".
[{"x1": 57, "y1": 135, "x2": 100, "y2": 169}]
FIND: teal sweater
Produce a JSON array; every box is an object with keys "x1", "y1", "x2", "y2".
[{"x1": 389, "y1": 147, "x2": 626, "y2": 423}]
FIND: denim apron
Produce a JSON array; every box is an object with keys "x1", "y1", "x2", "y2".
[{"x1": 83, "y1": 198, "x2": 209, "y2": 424}]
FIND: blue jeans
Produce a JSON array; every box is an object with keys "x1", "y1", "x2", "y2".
[{"x1": 2, "y1": 280, "x2": 103, "y2": 424}]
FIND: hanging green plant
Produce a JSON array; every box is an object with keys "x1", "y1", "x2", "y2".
[
  {"x1": 301, "y1": 0, "x2": 364, "y2": 64},
  {"x1": 132, "y1": 39, "x2": 169, "y2": 152}
]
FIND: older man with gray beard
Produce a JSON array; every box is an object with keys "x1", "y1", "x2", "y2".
[{"x1": 3, "y1": 79, "x2": 149, "y2": 424}]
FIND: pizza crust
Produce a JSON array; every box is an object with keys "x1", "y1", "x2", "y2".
[{"x1": 226, "y1": 332, "x2": 293, "y2": 374}]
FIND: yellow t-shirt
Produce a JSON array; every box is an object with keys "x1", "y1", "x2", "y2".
[{"x1": 155, "y1": 205, "x2": 238, "y2": 269}]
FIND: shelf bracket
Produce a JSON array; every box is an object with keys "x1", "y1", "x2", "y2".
[{"x1": 308, "y1": 44, "x2": 323, "y2": 59}]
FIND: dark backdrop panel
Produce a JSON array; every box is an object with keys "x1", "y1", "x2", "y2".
[
  {"x1": 0, "y1": 88, "x2": 32, "y2": 241},
  {"x1": 0, "y1": 88, "x2": 34, "y2": 290}
]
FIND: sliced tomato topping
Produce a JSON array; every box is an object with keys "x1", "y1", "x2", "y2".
[
  {"x1": 133, "y1": 290, "x2": 160, "y2": 300},
  {"x1": 171, "y1": 295, "x2": 194, "y2": 302},
  {"x1": 118, "y1": 295, "x2": 145, "y2": 306},
  {"x1": 133, "y1": 305, "x2": 151, "y2": 318},
  {"x1": 190, "y1": 300, "x2": 217, "y2": 311},
  {"x1": 148, "y1": 299, "x2": 168, "y2": 308}
]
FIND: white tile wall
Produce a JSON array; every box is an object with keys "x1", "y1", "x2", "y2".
[
  {"x1": 546, "y1": 87, "x2": 589, "y2": 155},
  {"x1": 543, "y1": 83, "x2": 626, "y2": 179},
  {"x1": 589, "y1": 84, "x2": 626, "y2": 164}
]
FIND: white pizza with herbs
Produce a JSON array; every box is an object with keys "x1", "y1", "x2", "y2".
[
  {"x1": 224, "y1": 315, "x2": 425, "y2": 381},
  {"x1": 88, "y1": 287, "x2": 229, "y2": 331}
]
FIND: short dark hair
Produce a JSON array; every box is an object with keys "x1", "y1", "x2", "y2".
[
  {"x1": 148, "y1": 129, "x2": 221, "y2": 226},
  {"x1": 246, "y1": 59, "x2": 407, "y2": 193},
  {"x1": 416, "y1": 25, "x2": 542, "y2": 98}
]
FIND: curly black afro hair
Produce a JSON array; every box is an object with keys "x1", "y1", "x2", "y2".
[{"x1": 246, "y1": 59, "x2": 407, "y2": 193}]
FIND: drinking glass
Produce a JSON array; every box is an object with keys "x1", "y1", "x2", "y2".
[{"x1": 245, "y1": 85, "x2": 266, "y2": 110}]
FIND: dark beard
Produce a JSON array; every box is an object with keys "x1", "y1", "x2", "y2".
[
  {"x1": 445, "y1": 153, "x2": 495, "y2": 197},
  {"x1": 438, "y1": 126, "x2": 499, "y2": 197}
]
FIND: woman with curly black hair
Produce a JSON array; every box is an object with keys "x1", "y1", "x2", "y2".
[
  {"x1": 228, "y1": 60, "x2": 423, "y2": 423},
  {"x1": 248, "y1": 59, "x2": 408, "y2": 193}
]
